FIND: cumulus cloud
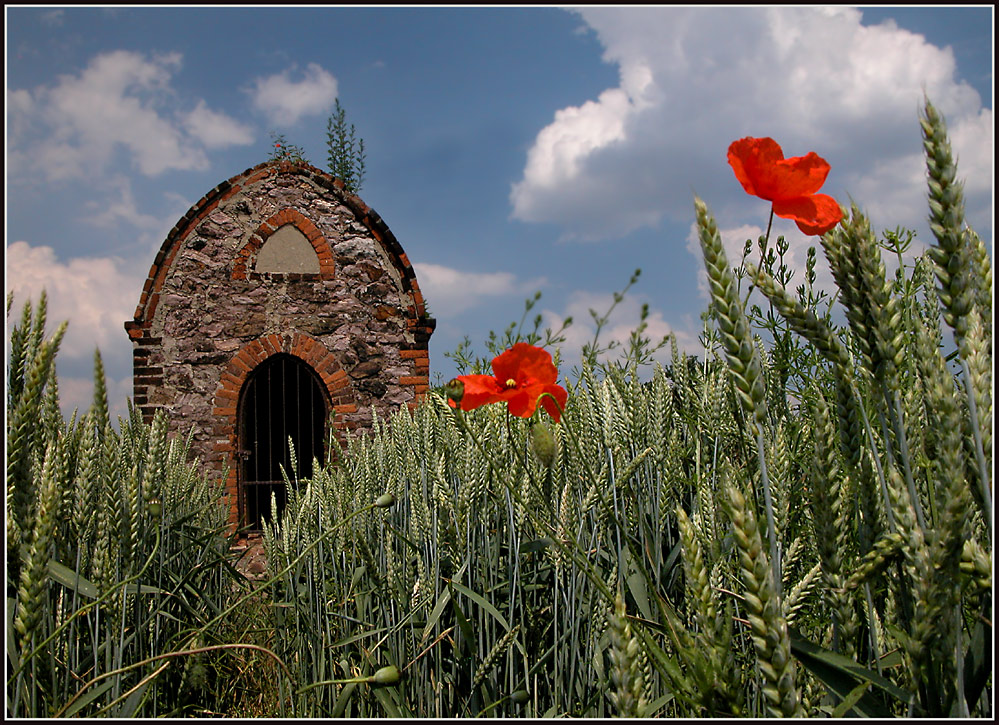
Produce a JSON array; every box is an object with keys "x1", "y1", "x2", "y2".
[
  {"x1": 55, "y1": 374, "x2": 135, "y2": 424},
  {"x1": 6, "y1": 241, "x2": 143, "y2": 364},
  {"x1": 8, "y1": 50, "x2": 253, "y2": 181},
  {"x1": 183, "y1": 100, "x2": 255, "y2": 149},
  {"x1": 512, "y1": 7, "x2": 992, "y2": 244},
  {"x1": 6, "y1": 241, "x2": 145, "y2": 419},
  {"x1": 248, "y1": 63, "x2": 338, "y2": 126},
  {"x1": 414, "y1": 262, "x2": 547, "y2": 316}
]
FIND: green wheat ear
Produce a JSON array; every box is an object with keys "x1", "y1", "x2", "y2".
[
  {"x1": 965, "y1": 228, "x2": 992, "y2": 338},
  {"x1": 676, "y1": 506, "x2": 717, "y2": 637},
  {"x1": 808, "y1": 392, "x2": 858, "y2": 656},
  {"x1": 694, "y1": 198, "x2": 767, "y2": 427},
  {"x1": 920, "y1": 97, "x2": 992, "y2": 529},
  {"x1": 921, "y1": 99, "x2": 974, "y2": 342},
  {"x1": 695, "y1": 196, "x2": 782, "y2": 595},
  {"x1": 723, "y1": 478, "x2": 802, "y2": 718},
  {"x1": 608, "y1": 593, "x2": 645, "y2": 718},
  {"x1": 14, "y1": 440, "x2": 63, "y2": 656}
]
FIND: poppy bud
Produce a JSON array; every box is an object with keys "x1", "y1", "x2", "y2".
[
  {"x1": 530, "y1": 422, "x2": 556, "y2": 468},
  {"x1": 375, "y1": 492, "x2": 396, "y2": 509},
  {"x1": 443, "y1": 378, "x2": 464, "y2": 404},
  {"x1": 510, "y1": 688, "x2": 530, "y2": 705},
  {"x1": 372, "y1": 665, "x2": 400, "y2": 685}
]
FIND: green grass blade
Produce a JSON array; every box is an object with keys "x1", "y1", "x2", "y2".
[
  {"x1": 446, "y1": 579, "x2": 512, "y2": 632},
  {"x1": 789, "y1": 630, "x2": 907, "y2": 715}
]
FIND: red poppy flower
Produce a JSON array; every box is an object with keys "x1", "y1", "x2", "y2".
[
  {"x1": 448, "y1": 342, "x2": 568, "y2": 422},
  {"x1": 727, "y1": 137, "x2": 842, "y2": 235}
]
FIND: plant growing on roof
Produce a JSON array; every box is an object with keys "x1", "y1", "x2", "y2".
[
  {"x1": 268, "y1": 131, "x2": 310, "y2": 165},
  {"x1": 326, "y1": 98, "x2": 366, "y2": 194}
]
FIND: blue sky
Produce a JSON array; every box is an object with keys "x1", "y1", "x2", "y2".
[{"x1": 5, "y1": 5, "x2": 994, "y2": 420}]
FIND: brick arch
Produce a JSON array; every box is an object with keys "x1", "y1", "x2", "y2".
[
  {"x1": 232, "y1": 207, "x2": 335, "y2": 281},
  {"x1": 212, "y1": 332, "x2": 357, "y2": 526}
]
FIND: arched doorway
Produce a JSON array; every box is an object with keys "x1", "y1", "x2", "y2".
[{"x1": 238, "y1": 353, "x2": 329, "y2": 531}]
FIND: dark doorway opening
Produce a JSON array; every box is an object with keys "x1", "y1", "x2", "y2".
[{"x1": 238, "y1": 353, "x2": 328, "y2": 531}]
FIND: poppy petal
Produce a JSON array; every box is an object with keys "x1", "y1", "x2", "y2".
[
  {"x1": 773, "y1": 194, "x2": 842, "y2": 236},
  {"x1": 503, "y1": 388, "x2": 536, "y2": 419},
  {"x1": 728, "y1": 137, "x2": 785, "y2": 199},
  {"x1": 728, "y1": 137, "x2": 831, "y2": 201},
  {"x1": 772, "y1": 152, "x2": 831, "y2": 199},
  {"x1": 538, "y1": 384, "x2": 568, "y2": 423},
  {"x1": 453, "y1": 343, "x2": 567, "y2": 421},
  {"x1": 454, "y1": 374, "x2": 504, "y2": 411},
  {"x1": 491, "y1": 342, "x2": 558, "y2": 386},
  {"x1": 513, "y1": 345, "x2": 560, "y2": 386},
  {"x1": 488, "y1": 344, "x2": 521, "y2": 383}
]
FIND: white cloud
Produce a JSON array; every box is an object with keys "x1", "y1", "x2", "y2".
[
  {"x1": 82, "y1": 175, "x2": 162, "y2": 230},
  {"x1": 6, "y1": 88, "x2": 34, "y2": 146},
  {"x1": 414, "y1": 262, "x2": 547, "y2": 316},
  {"x1": 7, "y1": 87, "x2": 33, "y2": 114},
  {"x1": 5, "y1": 239, "x2": 141, "y2": 423},
  {"x1": 248, "y1": 63, "x2": 338, "y2": 126},
  {"x1": 183, "y1": 100, "x2": 255, "y2": 149},
  {"x1": 949, "y1": 107, "x2": 994, "y2": 199},
  {"x1": 6, "y1": 241, "x2": 143, "y2": 366},
  {"x1": 8, "y1": 50, "x2": 253, "y2": 181},
  {"x1": 512, "y1": 7, "x2": 992, "y2": 244}
]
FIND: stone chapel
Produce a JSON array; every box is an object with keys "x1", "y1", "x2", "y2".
[{"x1": 125, "y1": 160, "x2": 435, "y2": 531}]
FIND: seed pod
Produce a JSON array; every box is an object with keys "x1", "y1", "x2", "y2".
[
  {"x1": 372, "y1": 665, "x2": 401, "y2": 685},
  {"x1": 443, "y1": 378, "x2": 464, "y2": 404},
  {"x1": 147, "y1": 497, "x2": 162, "y2": 518},
  {"x1": 510, "y1": 689, "x2": 530, "y2": 705},
  {"x1": 530, "y1": 422, "x2": 556, "y2": 468},
  {"x1": 375, "y1": 492, "x2": 396, "y2": 509}
]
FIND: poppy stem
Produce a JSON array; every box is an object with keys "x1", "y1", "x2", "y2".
[{"x1": 762, "y1": 207, "x2": 774, "y2": 263}]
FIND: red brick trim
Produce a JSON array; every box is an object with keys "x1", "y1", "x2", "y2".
[
  {"x1": 211, "y1": 331, "x2": 354, "y2": 527},
  {"x1": 232, "y1": 207, "x2": 335, "y2": 281}
]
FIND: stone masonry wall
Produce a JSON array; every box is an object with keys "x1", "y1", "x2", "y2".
[{"x1": 125, "y1": 161, "x2": 435, "y2": 525}]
